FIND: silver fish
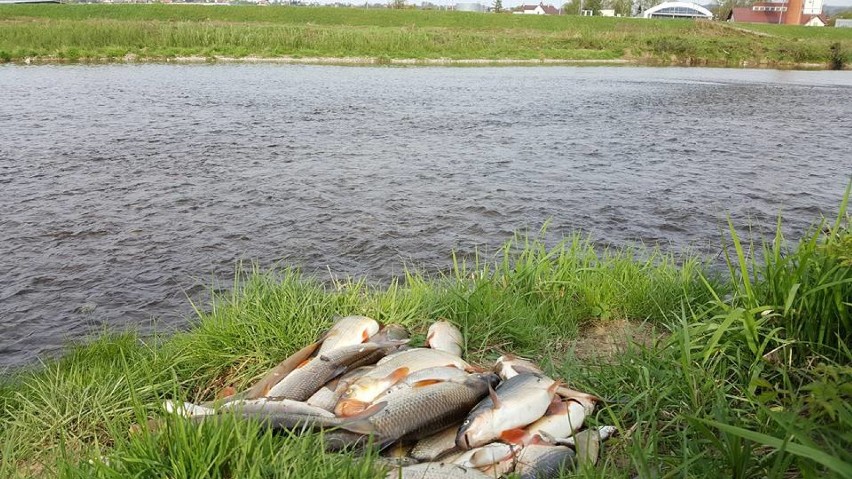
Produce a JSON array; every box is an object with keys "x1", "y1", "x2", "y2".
[
  {"x1": 342, "y1": 373, "x2": 499, "y2": 444},
  {"x1": 378, "y1": 367, "x2": 470, "y2": 402},
  {"x1": 493, "y1": 354, "x2": 543, "y2": 381},
  {"x1": 218, "y1": 398, "x2": 335, "y2": 418},
  {"x1": 306, "y1": 365, "x2": 372, "y2": 412},
  {"x1": 266, "y1": 342, "x2": 391, "y2": 400},
  {"x1": 411, "y1": 425, "x2": 461, "y2": 462},
  {"x1": 457, "y1": 373, "x2": 558, "y2": 450},
  {"x1": 501, "y1": 395, "x2": 590, "y2": 445},
  {"x1": 514, "y1": 444, "x2": 576, "y2": 479},
  {"x1": 555, "y1": 428, "x2": 604, "y2": 466},
  {"x1": 336, "y1": 348, "x2": 470, "y2": 417},
  {"x1": 425, "y1": 321, "x2": 464, "y2": 357},
  {"x1": 317, "y1": 315, "x2": 380, "y2": 356},
  {"x1": 241, "y1": 339, "x2": 324, "y2": 400},
  {"x1": 451, "y1": 442, "x2": 516, "y2": 468},
  {"x1": 383, "y1": 462, "x2": 491, "y2": 479}
]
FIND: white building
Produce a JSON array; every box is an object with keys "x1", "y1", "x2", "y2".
[
  {"x1": 514, "y1": 3, "x2": 560, "y2": 14},
  {"x1": 642, "y1": 1, "x2": 713, "y2": 19}
]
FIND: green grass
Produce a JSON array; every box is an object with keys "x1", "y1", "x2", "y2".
[
  {"x1": 0, "y1": 4, "x2": 850, "y2": 66},
  {"x1": 1, "y1": 186, "x2": 851, "y2": 478}
]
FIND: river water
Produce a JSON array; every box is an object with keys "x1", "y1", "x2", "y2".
[{"x1": 0, "y1": 65, "x2": 849, "y2": 368}]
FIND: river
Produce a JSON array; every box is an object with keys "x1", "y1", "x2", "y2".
[{"x1": 1, "y1": 64, "x2": 849, "y2": 368}]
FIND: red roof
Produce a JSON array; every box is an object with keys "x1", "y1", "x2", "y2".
[{"x1": 729, "y1": 7, "x2": 826, "y2": 24}]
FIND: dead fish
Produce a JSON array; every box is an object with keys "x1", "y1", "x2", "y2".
[
  {"x1": 266, "y1": 342, "x2": 393, "y2": 401},
  {"x1": 213, "y1": 401, "x2": 386, "y2": 432},
  {"x1": 452, "y1": 442, "x2": 516, "y2": 468},
  {"x1": 379, "y1": 367, "x2": 470, "y2": 402},
  {"x1": 514, "y1": 444, "x2": 576, "y2": 479},
  {"x1": 383, "y1": 462, "x2": 492, "y2": 479},
  {"x1": 500, "y1": 395, "x2": 589, "y2": 445},
  {"x1": 411, "y1": 425, "x2": 461, "y2": 462},
  {"x1": 456, "y1": 373, "x2": 559, "y2": 450},
  {"x1": 162, "y1": 400, "x2": 215, "y2": 418},
  {"x1": 342, "y1": 373, "x2": 499, "y2": 445},
  {"x1": 493, "y1": 354, "x2": 543, "y2": 381},
  {"x1": 557, "y1": 428, "x2": 603, "y2": 466},
  {"x1": 346, "y1": 325, "x2": 411, "y2": 371},
  {"x1": 336, "y1": 348, "x2": 471, "y2": 417},
  {"x1": 317, "y1": 315, "x2": 381, "y2": 356},
  {"x1": 218, "y1": 398, "x2": 335, "y2": 418},
  {"x1": 306, "y1": 366, "x2": 374, "y2": 412},
  {"x1": 241, "y1": 339, "x2": 324, "y2": 400},
  {"x1": 425, "y1": 321, "x2": 464, "y2": 357}
]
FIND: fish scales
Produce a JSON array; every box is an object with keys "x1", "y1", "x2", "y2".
[
  {"x1": 515, "y1": 445, "x2": 576, "y2": 479},
  {"x1": 410, "y1": 425, "x2": 461, "y2": 461},
  {"x1": 266, "y1": 343, "x2": 383, "y2": 400},
  {"x1": 335, "y1": 348, "x2": 470, "y2": 416},
  {"x1": 355, "y1": 374, "x2": 497, "y2": 443},
  {"x1": 383, "y1": 462, "x2": 491, "y2": 479}
]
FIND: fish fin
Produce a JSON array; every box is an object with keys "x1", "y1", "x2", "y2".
[
  {"x1": 339, "y1": 402, "x2": 387, "y2": 435},
  {"x1": 218, "y1": 386, "x2": 237, "y2": 399},
  {"x1": 556, "y1": 386, "x2": 601, "y2": 404},
  {"x1": 499, "y1": 428, "x2": 527, "y2": 444},
  {"x1": 488, "y1": 384, "x2": 502, "y2": 409},
  {"x1": 425, "y1": 331, "x2": 434, "y2": 347},
  {"x1": 465, "y1": 364, "x2": 487, "y2": 373},
  {"x1": 335, "y1": 399, "x2": 371, "y2": 417},
  {"x1": 260, "y1": 384, "x2": 272, "y2": 397},
  {"x1": 412, "y1": 379, "x2": 442, "y2": 388},
  {"x1": 547, "y1": 379, "x2": 563, "y2": 397},
  {"x1": 361, "y1": 329, "x2": 370, "y2": 342},
  {"x1": 385, "y1": 367, "x2": 410, "y2": 384}
]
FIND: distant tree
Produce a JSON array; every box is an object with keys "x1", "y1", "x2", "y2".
[
  {"x1": 609, "y1": 0, "x2": 631, "y2": 15},
  {"x1": 493, "y1": 0, "x2": 502, "y2": 13},
  {"x1": 390, "y1": 0, "x2": 405, "y2": 7},
  {"x1": 584, "y1": 0, "x2": 602, "y2": 14},
  {"x1": 562, "y1": 0, "x2": 581, "y2": 14}
]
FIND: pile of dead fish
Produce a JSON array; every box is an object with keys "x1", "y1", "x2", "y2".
[{"x1": 165, "y1": 316, "x2": 616, "y2": 479}]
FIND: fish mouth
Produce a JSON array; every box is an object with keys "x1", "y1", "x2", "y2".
[{"x1": 334, "y1": 399, "x2": 370, "y2": 417}]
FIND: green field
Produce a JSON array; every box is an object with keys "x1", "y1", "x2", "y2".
[
  {"x1": 1, "y1": 186, "x2": 850, "y2": 478},
  {"x1": 0, "y1": 4, "x2": 851, "y2": 67}
]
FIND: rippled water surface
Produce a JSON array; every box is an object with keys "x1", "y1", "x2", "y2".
[{"x1": 1, "y1": 65, "x2": 850, "y2": 368}]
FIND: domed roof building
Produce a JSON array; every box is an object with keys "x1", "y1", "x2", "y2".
[{"x1": 642, "y1": 2, "x2": 713, "y2": 19}]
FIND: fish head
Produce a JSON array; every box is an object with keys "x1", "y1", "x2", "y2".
[
  {"x1": 376, "y1": 324, "x2": 410, "y2": 342},
  {"x1": 334, "y1": 378, "x2": 388, "y2": 416},
  {"x1": 456, "y1": 409, "x2": 495, "y2": 450}
]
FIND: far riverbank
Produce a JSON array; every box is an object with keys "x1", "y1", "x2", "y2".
[{"x1": 1, "y1": 5, "x2": 851, "y2": 69}]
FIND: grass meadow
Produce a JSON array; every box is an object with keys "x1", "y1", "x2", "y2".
[
  {"x1": 0, "y1": 4, "x2": 850, "y2": 66},
  {"x1": 1, "y1": 185, "x2": 850, "y2": 478}
]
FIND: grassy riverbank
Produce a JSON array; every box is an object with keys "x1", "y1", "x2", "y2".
[
  {"x1": 1, "y1": 5, "x2": 851, "y2": 67},
  {"x1": 1, "y1": 187, "x2": 851, "y2": 478}
]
